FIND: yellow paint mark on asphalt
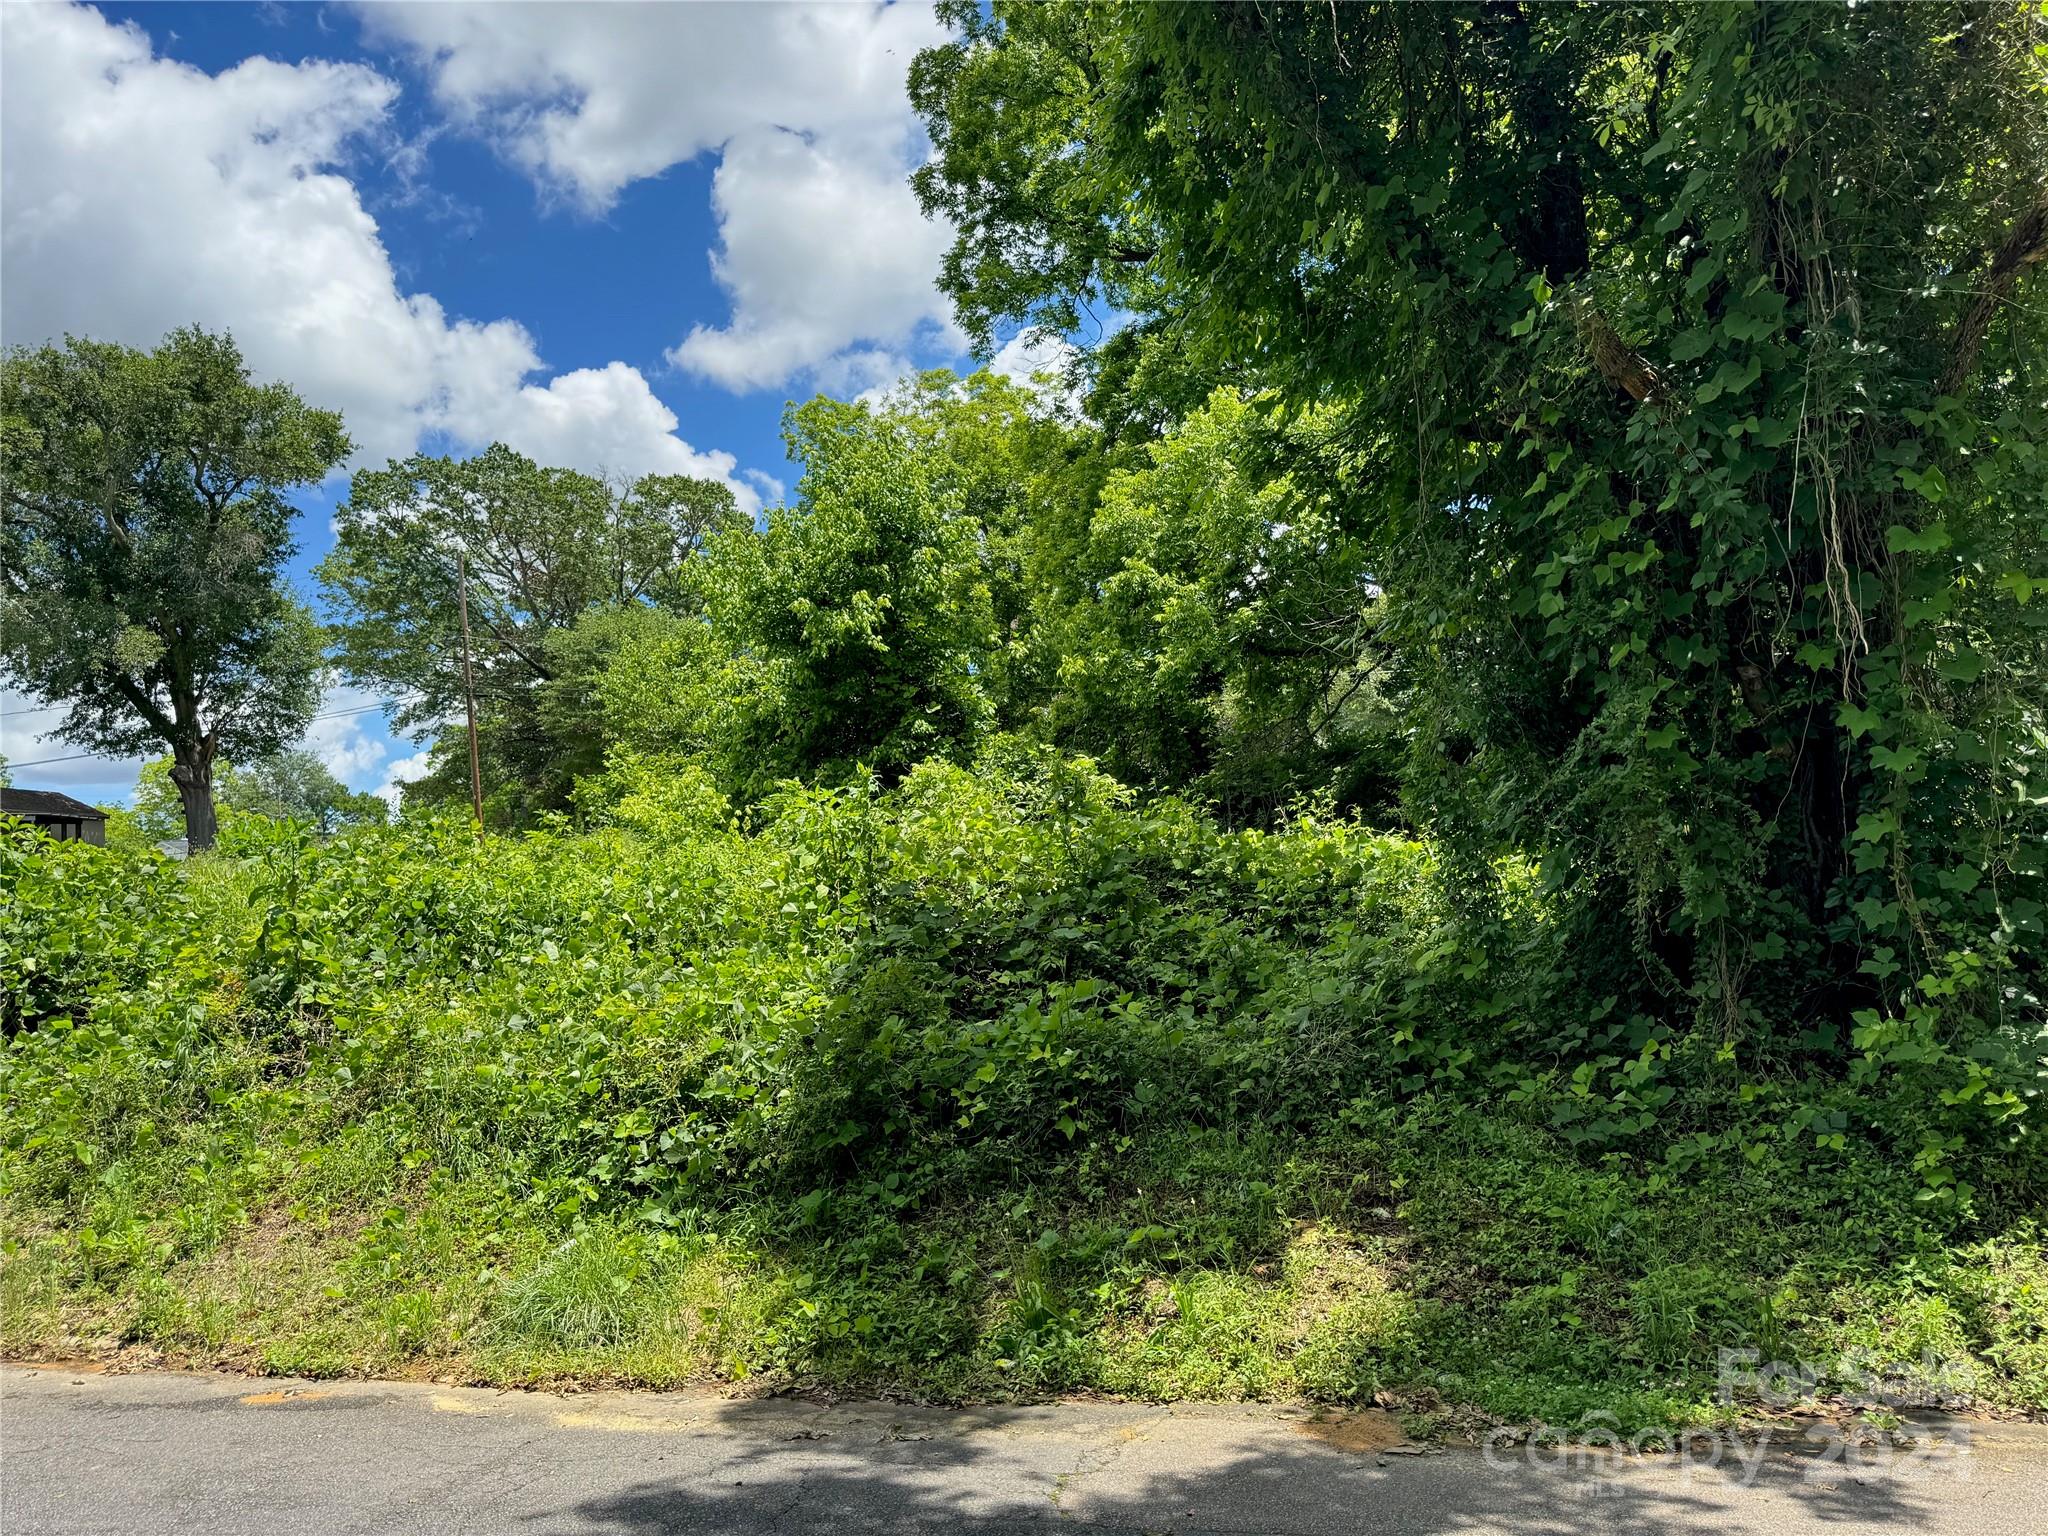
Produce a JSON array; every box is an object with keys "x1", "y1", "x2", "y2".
[
  {"x1": 431, "y1": 1394, "x2": 495, "y2": 1416},
  {"x1": 239, "y1": 1390, "x2": 332, "y2": 1406}
]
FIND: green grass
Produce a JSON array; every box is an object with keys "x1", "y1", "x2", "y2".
[
  {"x1": 6, "y1": 1110, "x2": 2043, "y2": 1430},
  {"x1": 3, "y1": 772, "x2": 2043, "y2": 1434}
]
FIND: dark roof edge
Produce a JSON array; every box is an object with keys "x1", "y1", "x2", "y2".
[{"x1": 1, "y1": 787, "x2": 108, "y2": 819}]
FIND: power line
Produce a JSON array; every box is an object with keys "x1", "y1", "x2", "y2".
[
  {"x1": 306, "y1": 696, "x2": 425, "y2": 723},
  {"x1": 2, "y1": 751, "x2": 106, "y2": 770},
  {"x1": 6, "y1": 690, "x2": 429, "y2": 725},
  {"x1": 3, "y1": 693, "x2": 424, "y2": 771}
]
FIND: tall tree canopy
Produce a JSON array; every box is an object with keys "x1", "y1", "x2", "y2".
[
  {"x1": 1029, "y1": 389, "x2": 1400, "y2": 819},
  {"x1": 535, "y1": 372, "x2": 1402, "y2": 817},
  {"x1": 0, "y1": 327, "x2": 346, "y2": 849},
  {"x1": 319, "y1": 444, "x2": 741, "y2": 821},
  {"x1": 695, "y1": 388, "x2": 1015, "y2": 786},
  {"x1": 547, "y1": 375, "x2": 1085, "y2": 801},
  {"x1": 915, "y1": 1, "x2": 2048, "y2": 1174}
]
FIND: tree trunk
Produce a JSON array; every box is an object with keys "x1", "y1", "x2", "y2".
[{"x1": 171, "y1": 752, "x2": 218, "y2": 853}]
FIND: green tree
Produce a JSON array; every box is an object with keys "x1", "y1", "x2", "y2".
[
  {"x1": 318, "y1": 444, "x2": 740, "y2": 822},
  {"x1": 130, "y1": 750, "x2": 385, "y2": 841},
  {"x1": 647, "y1": 371, "x2": 1394, "y2": 819},
  {"x1": 537, "y1": 604, "x2": 783, "y2": 804},
  {"x1": 128, "y1": 757, "x2": 194, "y2": 845},
  {"x1": 1, "y1": 327, "x2": 346, "y2": 850},
  {"x1": 696, "y1": 381, "x2": 1073, "y2": 789},
  {"x1": 872, "y1": 367, "x2": 1108, "y2": 730},
  {"x1": 1031, "y1": 389, "x2": 1399, "y2": 820},
  {"x1": 228, "y1": 748, "x2": 386, "y2": 832},
  {"x1": 917, "y1": 2, "x2": 2048, "y2": 1169}
]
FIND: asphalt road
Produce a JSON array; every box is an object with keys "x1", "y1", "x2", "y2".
[{"x1": 4, "y1": 1364, "x2": 2044, "y2": 1534}]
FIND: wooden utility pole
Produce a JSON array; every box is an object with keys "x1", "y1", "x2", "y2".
[{"x1": 456, "y1": 548, "x2": 484, "y2": 826}]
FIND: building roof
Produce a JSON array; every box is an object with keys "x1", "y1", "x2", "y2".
[{"x1": 1, "y1": 787, "x2": 107, "y2": 821}]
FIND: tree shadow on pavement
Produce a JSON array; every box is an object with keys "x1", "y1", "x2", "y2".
[{"x1": 531, "y1": 1396, "x2": 1954, "y2": 1536}]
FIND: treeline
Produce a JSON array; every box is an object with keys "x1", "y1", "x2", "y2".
[
  {"x1": 4, "y1": 1, "x2": 2045, "y2": 1203},
  {"x1": 115, "y1": 751, "x2": 387, "y2": 849},
  {"x1": 2, "y1": 333, "x2": 1399, "y2": 841},
  {"x1": 320, "y1": 378, "x2": 1400, "y2": 827},
  {"x1": 904, "y1": 0, "x2": 2048, "y2": 1192},
  {"x1": 4, "y1": 1, "x2": 2048, "y2": 1412}
]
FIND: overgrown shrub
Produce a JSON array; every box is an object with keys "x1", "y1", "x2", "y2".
[{"x1": 3, "y1": 749, "x2": 2043, "y2": 1420}]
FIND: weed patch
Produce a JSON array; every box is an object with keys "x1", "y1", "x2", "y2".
[{"x1": 2, "y1": 771, "x2": 2042, "y2": 1431}]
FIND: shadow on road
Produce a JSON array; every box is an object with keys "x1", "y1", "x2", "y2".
[{"x1": 541, "y1": 1396, "x2": 1949, "y2": 1536}]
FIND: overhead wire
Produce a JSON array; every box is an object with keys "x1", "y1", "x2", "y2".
[{"x1": 2, "y1": 693, "x2": 424, "y2": 771}]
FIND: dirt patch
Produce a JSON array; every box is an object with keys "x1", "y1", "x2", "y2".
[{"x1": 1296, "y1": 1408, "x2": 1414, "y2": 1454}]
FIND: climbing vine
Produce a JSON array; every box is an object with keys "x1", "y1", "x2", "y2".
[{"x1": 915, "y1": 1, "x2": 2048, "y2": 1186}]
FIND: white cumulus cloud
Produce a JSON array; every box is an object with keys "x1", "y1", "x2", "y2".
[
  {"x1": 375, "y1": 749, "x2": 437, "y2": 814},
  {"x1": 1, "y1": 689, "x2": 142, "y2": 802},
  {"x1": 301, "y1": 682, "x2": 403, "y2": 789},
  {"x1": 669, "y1": 127, "x2": 962, "y2": 392},
  {"x1": 0, "y1": 2, "x2": 757, "y2": 504},
  {"x1": 989, "y1": 330, "x2": 1083, "y2": 412},
  {"x1": 457, "y1": 363, "x2": 748, "y2": 489},
  {"x1": 359, "y1": 0, "x2": 960, "y2": 394}
]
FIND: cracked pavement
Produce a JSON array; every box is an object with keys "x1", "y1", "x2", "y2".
[{"x1": 4, "y1": 1364, "x2": 2045, "y2": 1534}]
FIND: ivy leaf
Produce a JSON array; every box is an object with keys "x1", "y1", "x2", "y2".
[
  {"x1": 1696, "y1": 354, "x2": 1761, "y2": 403},
  {"x1": 1903, "y1": 591, "x2": 1954, "y2": 626},
  {"x1": 1668, "y1": 328, "x2": 1713, "y2": 362},
  {"x1": 1897, "y1": 466, "x2": 1949, "y2": 504},
  {"x1": 1935, "y1": 649, "x2": 1984, "y2": 684},
  {"x1": 1885, "y1": 522, "x2": 1952, "y2": 554},
  {"x1": 1994, "y1": 572, "x2": 2036, "y2": 605}
]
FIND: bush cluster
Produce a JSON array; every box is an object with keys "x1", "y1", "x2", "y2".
[{"x1": 4, "y1": 753, "x2": 2042, "y2": 1422}]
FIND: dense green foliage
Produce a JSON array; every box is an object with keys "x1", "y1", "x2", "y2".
[
  {"x1": 319, "y1": 444, "x2": 742, "y2": 822},
  {"x1": 413, "y1": 375, "x2": 1401, "y2": 821},
  {"x1": 4, "y1": 1, "x2": 2045, "y2": 1433},
  {"x1": 912, "y1": 0, "x2": 2048, "y2": 1194},
  {"x1": 4, "y1": 772, "x2": 2043, "y2": 1422},
  {"x1": 1, "y1": 328, "x2": 349, "y2": 849}
]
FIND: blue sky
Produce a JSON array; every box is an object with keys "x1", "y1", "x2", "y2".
[{"x1": 2, "y1": 1, "x2": 1055, "y2": 806}]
